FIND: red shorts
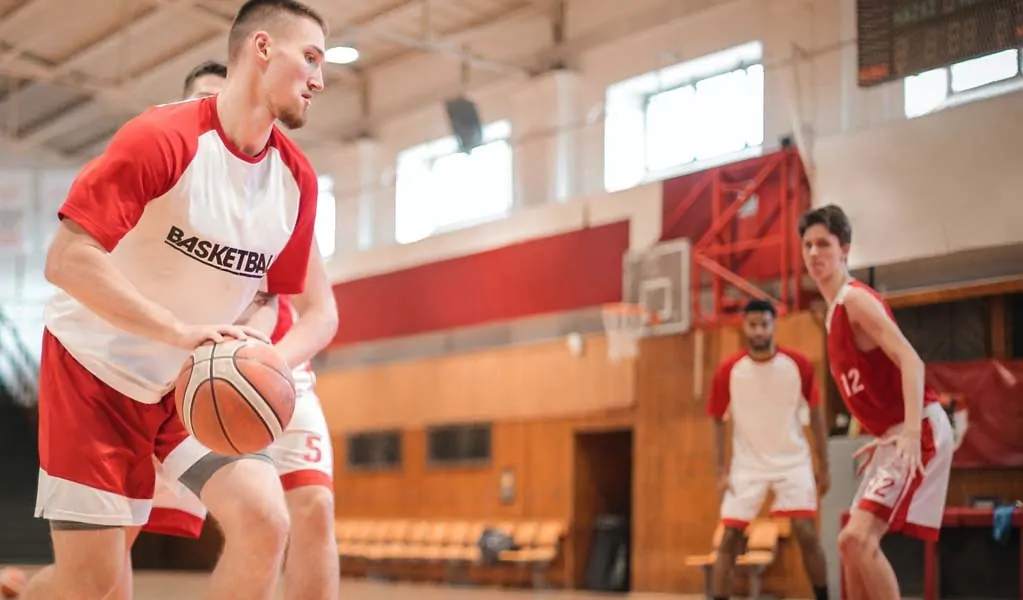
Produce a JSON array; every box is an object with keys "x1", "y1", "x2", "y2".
[{"x1": 35, "y1": 329, "x2": 209, "y2": 527}]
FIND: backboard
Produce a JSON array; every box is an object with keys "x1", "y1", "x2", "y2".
[{"x1": 622, "y1": 239, "x2": 692, "y2": 336}]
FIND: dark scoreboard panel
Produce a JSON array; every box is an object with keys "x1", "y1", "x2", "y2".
[{"x1": 857, "y1": 0, "x2": 1023, "y2": 86}]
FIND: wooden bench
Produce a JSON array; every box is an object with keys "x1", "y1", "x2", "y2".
[
  {"x1": 335, "y1": 518, "x2": 567, "y2": 587},
  {"x1": 685, "y1": 518, "x2": 789, "y2": 599}
]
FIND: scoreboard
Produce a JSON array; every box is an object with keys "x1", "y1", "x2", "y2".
[{"x1": 857, "y1": 0, "x2": 1023, "y2": 86}]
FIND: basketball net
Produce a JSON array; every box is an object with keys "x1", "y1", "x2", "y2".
[{"x1": 601, "y1": 303, "x2": 652, "y2": 362}]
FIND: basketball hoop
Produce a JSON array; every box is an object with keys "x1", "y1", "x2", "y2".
[{"x1": 601, "y1": 303, "x2": 653, "y2": 362}]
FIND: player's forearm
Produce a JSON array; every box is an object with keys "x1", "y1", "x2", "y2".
[
  {"x1": 712, "y1": 419, "x2": 728, "y2": 474},
  {"x1": 809, "y1": 404, "x2": 830, "y2": 471},
  {"x1": 234, "y1": 294, "x2": 279, "y2": 337},
  {"x1": 273, "y1": 302, "x2": 338, "y2": 368},
  {"x1": 45, "y1": 243, "x2": 183, "y2": 346},
  {"x1": 900, "y1": 353, "x2": 926, "y2": 432}
]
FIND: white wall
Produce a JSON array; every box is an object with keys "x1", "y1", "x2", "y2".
[
  {"x1": 317, "y1": 0, "x2": 938, "y2": 278},
  {"x1": 0, "y1": 167, "x2": 77, "y2": 357}
]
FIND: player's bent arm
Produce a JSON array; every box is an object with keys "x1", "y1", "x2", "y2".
[
  {"x1": 272, "y1": 249, "x2": 338, "y2": 368},
  {"x1": 845, "y1": 287, "x2": 925, "y2": 433},
  {"x1": 235, "y1": 292, "x2": 279, "y2": 338},
  {"x1": 45, "y1": 219, "x2": 186, "y2": 347}
]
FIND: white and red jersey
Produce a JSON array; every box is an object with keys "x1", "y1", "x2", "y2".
[
  {"x1": 707, "y1": 347, "x2": 820, "y2": 472},
  {"x1": 270, "y1": 295, "x2": 316, "y2": 394},
  {"x1": 44, "y1": 96, "x2": 318, "y2": 404},
  {"x1": 826, "y1": 280, "x2": 940, "y2": 437}
]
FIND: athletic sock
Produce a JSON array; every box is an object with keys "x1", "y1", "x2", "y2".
[{"x1": 814, "y1": 585, "x2": 829, "y2": 600}]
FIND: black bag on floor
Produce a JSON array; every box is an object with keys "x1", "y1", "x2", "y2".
[{"x1": 477, "y1": 528, "x2": 517, "y2": 564}]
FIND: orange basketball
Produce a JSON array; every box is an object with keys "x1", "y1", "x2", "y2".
[{"x1": 174, "y1": 338, "x2": 296, "y2": 456}]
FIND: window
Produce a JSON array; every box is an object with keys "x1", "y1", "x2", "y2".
[
  {"x1": 426, "y1": 423, "x2": 492, "y2": 467},
  {"x1": 904, "y1": 49, "x2": 1022, "y2": 118},
  {"x1": 316, "y1": 175, "x2": 336, "y2": 259},
  {"x1": 394, "y1": 121, "x2": 513, "y2": 245},
  {"x1": 604, "y1": 42, "x2": 764, "y2": 192},
  {"x1": 347, "y1": 430, "x2": 402, "y2": 471}
]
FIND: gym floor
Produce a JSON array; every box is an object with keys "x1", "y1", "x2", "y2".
[{"x1": 13, "y1": 568, "x2": 709, "y2": 599}]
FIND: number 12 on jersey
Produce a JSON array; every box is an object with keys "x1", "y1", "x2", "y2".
[{"x1": 840, "y1": 368, "x2": 865, "y2": 397}]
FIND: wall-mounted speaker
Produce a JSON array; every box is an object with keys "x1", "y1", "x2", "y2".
[{"x1": 444, "y1": 96, "x2": 484, "y2": 154}]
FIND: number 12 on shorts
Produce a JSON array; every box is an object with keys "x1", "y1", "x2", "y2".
[{"x1": 841, "y1": 367, "x2": 864, "y2": 397}]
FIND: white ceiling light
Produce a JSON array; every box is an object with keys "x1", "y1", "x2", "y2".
[{"x1": 325, "y1": 46, "x2": 360, "y2": 65}]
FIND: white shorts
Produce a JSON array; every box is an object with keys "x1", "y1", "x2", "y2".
[
  {"x1": 145, "y1": 389, "x2": 333, "y2": 539},
  {"x1": 720, "y1": 462, "x2": 818, "y2": 529},
  {"x1": 851, "y1": 402, "x2": 953, "y2": 541}
]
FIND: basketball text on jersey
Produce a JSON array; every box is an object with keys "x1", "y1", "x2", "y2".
[{"x1": 164, "y1": 225, "x2": 273, "y2": 278}]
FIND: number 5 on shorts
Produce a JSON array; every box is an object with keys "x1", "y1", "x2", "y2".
[{"x1": 303, "y1": 433, "x2": 322, "y2": 463}]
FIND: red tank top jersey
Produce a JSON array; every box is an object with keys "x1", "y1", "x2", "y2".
[{"x1": 826, "y1": 280, "x2": 939, "y2": 437}]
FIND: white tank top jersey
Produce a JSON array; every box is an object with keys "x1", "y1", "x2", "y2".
[
  {"x1": 43, "y1": 96, "x2": 319, "y2": 404},
  {"x1": 706, "y1": 347, "x2": 821, "y2": 472}
]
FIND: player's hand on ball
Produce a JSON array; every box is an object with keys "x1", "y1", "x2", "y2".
[{"x1": 171, "y1": 323, "x2": 271, "y2": 349}]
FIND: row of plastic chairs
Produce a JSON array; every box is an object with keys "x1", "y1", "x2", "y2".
[{"x1": 335, "y1": 518, "x2": 566, "y2": 587}]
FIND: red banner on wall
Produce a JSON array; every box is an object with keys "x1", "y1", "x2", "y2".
[{"x1": 925, "y1": 359, "x2": 1023, "y2": 468}]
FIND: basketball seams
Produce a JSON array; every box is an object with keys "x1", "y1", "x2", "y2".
[
  {"x1": 175, "y1": 338, "x2": 295, "y2": 455},
  {"x1": 211, "y1": 353, "x2": 285, "y2": 439},
  {"x1": 214, "y1": 376, "x2": 276, "y2": 441},
  {"x1": 209, "y1": 343, "x2": 242, "y2": 455}
]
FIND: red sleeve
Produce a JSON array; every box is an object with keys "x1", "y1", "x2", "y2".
[
  {"x1": 266, "y1": 155, "x2": 318, "y2": 295},
  {"x1": 706, "y1": 359, "x2": 735, "y2": 419},
  {"x1": 788, "y1": 349, "x2": 821, "y2": 407},
  {"x1": 58, "y1": 111, "x2": 185, "y2": 252}
]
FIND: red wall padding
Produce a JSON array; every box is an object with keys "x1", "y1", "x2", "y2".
[{"x1": 331, "y1": 221, "x2": 630, "y2": 346}]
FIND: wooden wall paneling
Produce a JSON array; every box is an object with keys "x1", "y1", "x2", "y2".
[{"x1": 318, "y1": 334, "x2": 634, "y2": 433}]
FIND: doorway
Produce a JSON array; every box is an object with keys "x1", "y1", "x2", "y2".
[{"x1": 572, "y1": 428, "x2": 633, "y2": 591}]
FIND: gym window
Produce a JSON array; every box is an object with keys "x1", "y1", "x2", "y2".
[
  {"x1": 603, "y1": 41, "x2": 764, "y2": 193},
  {"x1": 316, "y1": 175, "x2": 336, "y2": 259},
  {"x1": 426, "y1": 423, "x2": 492, "y2": 467},
  {"x1": 904, "y1": 49, "x2": 1023, "y2": 118},
  {"x1": 394, "y1": 121, "x2": 513, "y2": 245},
  {"x1": 346, "y1": 429, "x2": 402, "y2": 471}
]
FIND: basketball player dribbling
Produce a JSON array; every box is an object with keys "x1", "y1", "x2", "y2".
[
  {"x1": 145, "y1": 58, "x2": 339, "y2": 597},
  {"x1": 799, "y1": 204, "x2": 954, "y2": 600},
  {"x1": 4, "y1": 2, "x2": 331, "y2": 599}
]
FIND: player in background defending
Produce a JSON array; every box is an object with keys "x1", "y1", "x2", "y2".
[
  {"x1": 707, "y1": 299, "x2": 831, "y2": 600},
  {"x1": 146, "y1": 58, "x2": 341, "y2": 600},
  {"x1": 13, "y1": 1, "x2": 329, "y2": 599},
  {"x1": 799, "y1": 204, "x2": 954, "y2": 600}
]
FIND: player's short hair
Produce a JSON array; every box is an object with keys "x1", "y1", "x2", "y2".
[
  {"x1": 743, "y1": 299, "x2": 776, "y2": 317},
  {"x1": 798, "y1": 203, "x2": 852, "y2": 246},
  {"x1": 228, "y1": 0, "x2": 327, "y2": 61},
  {"x1": 183, "y1": 60, "x2": 227, "y2": 96}
]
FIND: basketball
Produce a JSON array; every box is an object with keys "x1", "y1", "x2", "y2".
[{"x1": 174, "y1": 338, "x2": 296, "y2": 456}]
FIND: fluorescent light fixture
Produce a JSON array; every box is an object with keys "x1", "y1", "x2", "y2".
[{"x1": 325, "y1": 46, "x2": 359, "y2": 65}]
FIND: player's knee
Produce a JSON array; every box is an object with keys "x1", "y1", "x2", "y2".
[
  {"x1": 63, "y1": 562, "x2": 123, "y2": 600},
  {"x1": 791, "y1": 518, "x2": 819, "y2": 546},
  {"x1": 287, "y1": 485, "x2": 335, "y2": 542},
  {"x1": 217, "y1": 484, "x2": 290, "y2": 555},
  {"x1": 837, "y1": 527, "x2": 875, "y2": 563},
  {"x1": 719, "y1": 526, "x2": 745, "y2": 555}
]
